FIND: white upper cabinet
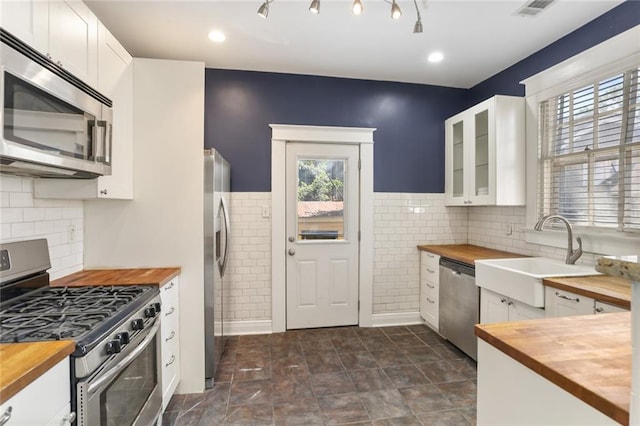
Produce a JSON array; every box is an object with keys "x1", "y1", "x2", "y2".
[
  {"x1": 1, "y1": 0, "x2": 98, "y2": 87},
  {"x1": 47, "y1": 0, "x2": 98, "y2": 87},
  {"x1": 444, "y1": 95, "x2": 525, "y2": 206},
  {"x1": 33, "y1": 20, "x2": 135, "y2": 200}
]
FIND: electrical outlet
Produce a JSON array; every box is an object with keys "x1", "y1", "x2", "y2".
[
  {"x1": 504, "y1": 223, "x2": 513, "y2": 236},
  {"x1": 68, "y1": 224, "x2": 76, "y2": 242},
  {"x1": 262, "y1": 205, "x2": 270, "y2": 218}
]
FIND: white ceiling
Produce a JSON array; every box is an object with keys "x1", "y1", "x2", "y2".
[{"x1": 86, "y1": 0, "x2": 625, "y2": 88}]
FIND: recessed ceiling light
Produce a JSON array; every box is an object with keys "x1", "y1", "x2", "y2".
[
  {"x1": 208, "y1": 30, "x2": 226, "y2": 43},
  {"x1": 428, "y1": 52, "x2": 444, "y2": 63}
]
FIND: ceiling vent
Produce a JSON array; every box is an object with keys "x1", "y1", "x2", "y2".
[{"x1": 515, "y1": 0, "x2": 555, "y2": 17}]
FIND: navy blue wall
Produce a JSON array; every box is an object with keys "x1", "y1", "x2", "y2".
[
  {"x1": 204, "y1": 71, "x2": 467, "y2": 192},
  {"x1": 468, "y1": 1, "x2": 640, "y2": 105},
  {"x1": 204, "y1": 1, "x2": 639, "y2": 193}
]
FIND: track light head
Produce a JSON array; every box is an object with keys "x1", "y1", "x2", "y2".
[
  {"x1": 352, "y1": 0, "x2": 363, "y2": 15},
  {"x1": 257, "y1": 0, "x2": 269, "y2": 18},
  {"x1": 309, "y1": 0, "x2": 320, "y2": 14},
  {"x1": 391, "y1": 0, "x2": 402, "y2": 19},
  {"x1": 413, "y1": 19, "x2": 423, "y2": 33}
]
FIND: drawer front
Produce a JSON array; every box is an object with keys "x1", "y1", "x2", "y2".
[
  {"x1": 422, "y1": 291, "x2": 439, "y2": 329},
  {"x1": 421, "y1": 251, "x2": 440, "y2": 269}
]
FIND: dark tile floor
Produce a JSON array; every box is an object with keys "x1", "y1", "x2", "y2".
[{"x1": 163, "y1": 324, "x2": 477, "y2": 425}]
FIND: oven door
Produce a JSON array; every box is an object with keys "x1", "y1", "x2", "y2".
[{"x1": 76, "y1": 321, "x2": 162, "y2": 426}]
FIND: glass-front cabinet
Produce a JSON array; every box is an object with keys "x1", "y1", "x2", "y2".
[{"x1": 444, "y1": 95, "x2": 526, "y2": 206}]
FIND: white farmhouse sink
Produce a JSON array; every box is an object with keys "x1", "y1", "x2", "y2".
[{"x1": 475, "y1": 257, "x2": 599, "y2": 308}]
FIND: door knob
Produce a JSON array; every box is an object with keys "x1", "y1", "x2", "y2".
[
  {"x1": 288, "y1": 249, "x2": 296, "y2": 256},
  {"x1": 288, "y1": 236, "x2": 295, "y2": 242}
]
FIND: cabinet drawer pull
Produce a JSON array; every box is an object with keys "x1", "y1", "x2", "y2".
[
  {"x1": 426, "y1": 267, "x2": 435, "y2": 274},
  {"x1": 165, "y1": 307, "x2": 175, "y2": 317},
  {"x1": 165, "y1": 331, "x2": 176, "y2": 342},
  {"x1": 426, "y1": 297, "x2": 435, "y2": 304},
  {"x1": 165, "y1": 355, "x2": 176, "y2": 367},
  {"x1": 500, "y1": 298, "x2": 507, "y2": 303},
  {"x1": 426, "y1": 283, "x2": 435, "y2": 289},
  {"x1": 426, "y1": 254, "x2": 435, "y2": 258},
  {"x1": 0, "y1": 407, "x2": 12, "y2": 425},
  {"x1": 507, "y1": 301, "x2": 513, "y2": 306},
  {"x1": 99, "y1": 189, "x2": 108, "y2": 195},
  {"x1": 595, "y1": 307, "x2": 604, "y2": 313},
  {"x1": 164, "y1": 281, "x2": 175, "y2": 290},
  {"x1": 555, "y1": 292, "x2": 579, "y2": 302}
]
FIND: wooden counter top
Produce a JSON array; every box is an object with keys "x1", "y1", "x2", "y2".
[
  {"x1": 544, "y1": 275, "x2": 631, "y2": 309},
  {"x1": 417, "y1": 244, "x2": 524, "y2": 266},
  {"x1": 51, "y1": 267, "x2": 181, "y2": 288},
  {"x1": 476, "y1": 313, "x2": 631, "y2": 425},
  {"x1": 0, "y1": 341, "x2": 75, "y2": 404}
]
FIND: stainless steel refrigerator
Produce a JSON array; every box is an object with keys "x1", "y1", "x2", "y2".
[{"x1": 204, "y1": 149, "x2": 231, "y2": 388}]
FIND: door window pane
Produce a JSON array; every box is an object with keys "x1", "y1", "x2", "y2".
[{"x1": 297, "y1": 159, "x2": 345, "y2": 241}]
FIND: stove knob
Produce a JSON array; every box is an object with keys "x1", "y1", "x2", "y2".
[
  {"x1": 105, "y1": 340, "x2": 122, "y2": 355},
  {"x1": 153, "y1": 302, "x2": 161, "y2": 313},
  {"x1": 131, "y1": 318, "x2": 145, "y2": 330},
  {"x1": 116, "y1": 331, "x2": 130, "y2": 344},
  {"x1": 144, "y1": 306, "x2": 156, "y2": 318}
]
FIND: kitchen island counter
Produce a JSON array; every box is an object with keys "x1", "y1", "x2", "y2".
[
  {"x1": 475, "y1": 313, "x2": 630, "y2": 425},
  {"x1": 417, "y1": 244, "x2": 524, "y2": 266},
  {"x1": 0, "y1": 340, "x2": 75, "y2": 404},
  {"x1": 51, "y1": 267, "x2": 181, "y2": 288}
]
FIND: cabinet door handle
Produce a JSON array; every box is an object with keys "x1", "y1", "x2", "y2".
[
  {"x1": 165, "y1": 331, "x2": 176, "y2": 342},
  {"x1": 99, "y1": 189, "x2": 108, "y2": 195},
  {"x1": 595, "y1": 307, "x2": 604, "y2": 313},
  {"x1": 500, "y1": 298, "x2": 507, "y2": 303},
  {"x1": 426, "y1": 283, "x2": 435, "y2": 289},
  {"x1": 165, "y1": 307, "x2": 175, "y2": 317},
  {"x1": 426, "y1": 297, "x2": 435, "y2": 304},
  {"x1": 0, "y1": 407, "x2": 12, "y2": 425},
  {"x1": 426, "y1": 267, "x2": 435, "y2": 273},
  {"x1": 507, "y1": 301, "x2": 513, "y2": 306},
  {"x1": 555, "y1": 292, "x2": 579, "y2": 302},
  {"x1": 165, "y1": 355, "x2": 176, "y2": 367}
]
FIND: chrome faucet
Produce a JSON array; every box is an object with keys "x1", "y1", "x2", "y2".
[{"x1": 534, "y1": 214, "x2": 583, "y2": 264}]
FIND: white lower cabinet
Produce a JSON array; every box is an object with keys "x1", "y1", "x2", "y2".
[
  {"x1": 0, "y1": 357, "x2": 73, "y2": 425},
  {"x1": 480, "y1": 288, "x2": 544, "y2": 324},
  {"x1": 161, "y1": 277, "x2": 180, "y2": 410},
  {"x1": 545, "y1": 287, "x2": 595, "y2": 318},
  {"x1": 419, "y1": 251, "x2": 440, "y2": 330}
]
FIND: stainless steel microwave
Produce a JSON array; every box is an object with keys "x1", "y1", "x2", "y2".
[{"x1": 0, "y1": 29, "x2": 113, "y2": 179}]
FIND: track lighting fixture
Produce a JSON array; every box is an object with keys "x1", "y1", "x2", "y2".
[
  {"x1": 257, "y1": 0, "x2": 423, "y2": 34},
  {"x1": 391, "y1": 0, "x2": 402, "y2": 19},
  {"x1": 352, "y1": 0, "x2": 363, "y2": 15},
  {"x1": 309, "y1": 0, "x2": 320, "y2": 14},
  {"x1": 412, "y1": 0, "x2": 422, "y2": 33},
  {"x1": 257, "y1": 0, "x2": 272, "y2": 19}
]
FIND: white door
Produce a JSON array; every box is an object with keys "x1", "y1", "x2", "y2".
[{"x1": 286, "y1": 143, "x2": 360, "y2": 329}]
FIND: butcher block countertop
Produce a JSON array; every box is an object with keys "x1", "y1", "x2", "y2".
[
  {"x1": 476, "y1": 313, "x2": 631, "y2": 425},
  {"x1": 543, "y1": 275, "x2": 631, "y2": 309},
  {"x1": 417, "y1": 244, "x2": 525, "y2": 266},
  {"x1": 0, "y1": 341, "x2": 75, "y2": 404},
  {"x1": 50, "y1": 267, "x2": 181, "y2": 288}
]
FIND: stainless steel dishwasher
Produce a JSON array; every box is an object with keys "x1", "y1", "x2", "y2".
[{"x1": 439, "y1": 258, "x2": 479, "y2": 361}]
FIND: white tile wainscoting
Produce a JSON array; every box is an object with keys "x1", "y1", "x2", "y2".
[{"x1": 0, "y1": 175, "x2": 83, "y2": 279}]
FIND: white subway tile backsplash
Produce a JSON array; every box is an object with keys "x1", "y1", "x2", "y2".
[{"x1": 0, "y1": 176, "x2": 83, "y2": 279}]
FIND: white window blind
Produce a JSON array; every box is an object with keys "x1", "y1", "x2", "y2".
[{"x1": 538, "y1": 66, "x2": 640, "y2": 232}]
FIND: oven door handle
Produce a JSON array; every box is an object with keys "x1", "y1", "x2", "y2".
[{"x1": 87, "y1": 322, "x2": 160, "y2": 395}]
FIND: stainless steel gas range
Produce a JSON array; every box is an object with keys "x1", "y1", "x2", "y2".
[{"x1": 0, "y1": 239, "x2": 163, "y2": 426}]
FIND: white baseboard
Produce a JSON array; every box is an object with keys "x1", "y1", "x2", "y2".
[
  {"x1": 224, "y1": 319, "x2": 272, "y2": 336},
  {"x1": 371, "y1": 311, "x2": 423, "y2": 327}
]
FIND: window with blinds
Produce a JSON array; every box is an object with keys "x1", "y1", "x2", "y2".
[{"x1": 537, "y1": 67, "x2": 640, "y2": 232}]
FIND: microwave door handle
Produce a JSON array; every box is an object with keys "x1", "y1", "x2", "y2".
[
  {"x1": 106, "y1": 122, "x2": 112, "y2": 165},
  {"x1": 96, "y1": 120, "x2": 107, "y2": 162},
  {"x1": 86, "y1": 321, "x2": 160, "y2": 395},
  {"x1": 90, "y1": 120, "x2": 98, "y2": 161}
]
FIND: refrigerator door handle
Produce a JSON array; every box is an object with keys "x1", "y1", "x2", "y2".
[{"x1": 219, "y1": 195, "x2": 231, "y2": 277}]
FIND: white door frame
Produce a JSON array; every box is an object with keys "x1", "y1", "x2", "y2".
[{"x1": 270, "y1": 124, "x2": 375, "y2": 332}]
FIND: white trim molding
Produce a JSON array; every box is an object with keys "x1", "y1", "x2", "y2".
[
  {"x1": 371, "y1": 311, "x2": 423, "y2": 328},
  {"x1": 270, "y1": 124, "x2": 376, "y2": 332},
  {"x1": 224, "y1": 320, "x2": 273, "y2": 336}
]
